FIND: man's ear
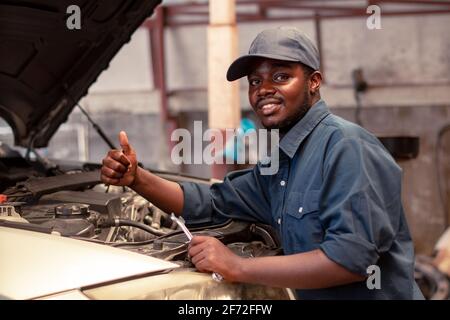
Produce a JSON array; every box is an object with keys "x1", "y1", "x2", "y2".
[{"x1": 309, "y1": 71, "x2": 322, "y2": 95}]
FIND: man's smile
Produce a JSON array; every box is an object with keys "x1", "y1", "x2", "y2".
[
  {"x1": 257, "y1": 98, "x2": 284, "y2": 116},
  {"x1": 260, "y1": 103, "x2": 282, "y2": 116}
]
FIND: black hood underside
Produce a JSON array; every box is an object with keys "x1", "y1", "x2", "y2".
[{"x1": 0, "y1": 0, "x2": 161, "y2": 148}]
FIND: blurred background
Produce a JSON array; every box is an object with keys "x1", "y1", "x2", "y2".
[{"x1": 1, "y1": 0, "x2": 449, "y2": 259}]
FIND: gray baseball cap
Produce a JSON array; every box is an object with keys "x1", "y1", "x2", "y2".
[{"x1": 226, "y1": 27, "x2": 320, "y2": 81}]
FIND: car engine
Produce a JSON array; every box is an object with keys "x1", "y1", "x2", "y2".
[{"x1": 0, "y1": 167, "x2": 283, "y2": 268}]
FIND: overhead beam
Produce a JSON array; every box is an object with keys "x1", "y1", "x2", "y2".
[{"x1": 160, "y1": 0, "x2": 450, "y2": 27}]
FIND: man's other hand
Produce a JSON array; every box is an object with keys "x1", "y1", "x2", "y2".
[
  {"x1": 101, "y1": 131, "x2": 138, "y2": 187},
  {"x1": 188, "y1": 236, "x2": 244, "y2": 282}
]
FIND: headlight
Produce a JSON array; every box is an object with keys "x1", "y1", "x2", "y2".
[{"x1": 82, "y1": 270, "x2": 295, "y2": 300}]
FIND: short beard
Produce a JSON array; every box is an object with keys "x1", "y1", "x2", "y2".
[{"x1": 278, "y1": 86, "x2": 312, "y2": 135}]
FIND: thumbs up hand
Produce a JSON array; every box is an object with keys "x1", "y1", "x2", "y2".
[{"x1": 101, "y1": 131, "x2": 138, "y2": 187}]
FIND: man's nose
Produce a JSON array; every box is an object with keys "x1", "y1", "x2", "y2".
[{"x1": 257, "y1": 80, "x2": 276, "y2": 97}]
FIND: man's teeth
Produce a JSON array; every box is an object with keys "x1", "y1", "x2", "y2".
[
  {"x1": 260, "y1": 103, "x2": 281, "y2": 115},
  {"x1": 262, "y1": 103, "x2": 279, "y2": 109}
]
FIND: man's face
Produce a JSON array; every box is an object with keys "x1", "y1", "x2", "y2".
[{"x1": 247, "y1": 58, "x2": 312, "y2": 132}]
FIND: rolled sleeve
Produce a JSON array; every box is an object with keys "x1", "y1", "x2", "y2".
[
  {"x1": 321, "y1": 233, "x2": 379, "y2": 276},
  {"x1": 319, "y1": 137, "x2": 400, "y2": 275}
]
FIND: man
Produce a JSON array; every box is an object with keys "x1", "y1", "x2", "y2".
[{"x1": 101, "y1": 27, "x2": 423, "y2": 299}]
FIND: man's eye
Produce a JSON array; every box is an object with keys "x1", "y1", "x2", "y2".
[
  {"x1": 274, "y1": 74, "x2": 289, "y2": 82},
  {"x1": 249, "y1": 79, "x2": 260, "y2": 86}
]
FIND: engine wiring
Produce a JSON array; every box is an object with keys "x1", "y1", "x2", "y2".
[
  {"x1": 100, "y1": 217, "x2": 167, "y2": 236},
  {"x1": 2, "y1": 184, "x2": 33, "y2": 201}
]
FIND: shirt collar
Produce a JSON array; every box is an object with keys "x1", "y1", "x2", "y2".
[{"x1": 279, "y1": 99, "x2": 330, "y2": 158}]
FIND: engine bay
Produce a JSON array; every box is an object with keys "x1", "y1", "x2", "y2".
[{"x1": 0, "y1": 166, "x2": 282, "y2": 269}]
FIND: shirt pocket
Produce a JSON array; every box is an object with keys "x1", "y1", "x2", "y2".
[{"x1": 283, "y1": 190, "x2": 324, "y2": 253}]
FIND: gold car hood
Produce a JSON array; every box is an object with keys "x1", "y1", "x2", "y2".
[{"x1": 0, "y1": 226, "x2": 178, "y2": 300}]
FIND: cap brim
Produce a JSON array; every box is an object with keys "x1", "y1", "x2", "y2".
[{"x1": 226, "y1": 53, "x2": 299, "y2": 81}]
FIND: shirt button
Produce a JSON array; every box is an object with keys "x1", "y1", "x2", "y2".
[
  {"x1": 280, "y1": 180, "x2": 286, "y2": 187},
  {"x1": 277, "y1": 218, "x2": 281, "y2": 225},
  {"x1": 299, "y1": 207, "x2": 303, "y2": 213}
]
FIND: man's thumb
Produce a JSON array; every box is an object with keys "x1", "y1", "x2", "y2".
[{"x1": 119, "y1": 131, "x2": 132, "y2": 154}]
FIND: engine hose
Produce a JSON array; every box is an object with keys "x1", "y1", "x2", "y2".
[{"x1": 101, "y1": 218, "x2": 166, "y2": 236}]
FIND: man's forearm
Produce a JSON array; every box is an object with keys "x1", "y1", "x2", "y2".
[
  {"x1": 130, "y1": 166, "x2": 184, "y2": 215},
  {"x1": 235, "y1": 249, "x2": 365, "y2": 289}
]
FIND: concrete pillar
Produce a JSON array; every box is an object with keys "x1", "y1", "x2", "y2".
[{"x1": 207, "y1": 0, "x2": 241, "y2": 179}]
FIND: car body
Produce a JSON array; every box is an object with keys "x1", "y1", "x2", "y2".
[
  {"x1": 0, "y1": 224, "x2": 293, "y2": 300},
  {"x1": 0, "y1": 0, "x2": 294, "y2": 300}
]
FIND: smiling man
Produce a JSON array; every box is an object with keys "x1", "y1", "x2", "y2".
[
  {"x1": 247, "y1": 59, "x2": 314, "y2": 132},
  {"x1": 101, "y1": 27, "x2": 423, "y2": 299}
]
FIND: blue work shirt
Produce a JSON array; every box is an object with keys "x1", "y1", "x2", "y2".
[{"x1": 179, "y1": 99, "x2": 423, "y2": 299}]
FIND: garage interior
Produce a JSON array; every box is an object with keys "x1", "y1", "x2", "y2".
[{"x1": 1, "y1": 0, "x2": 450, "y2": 300}]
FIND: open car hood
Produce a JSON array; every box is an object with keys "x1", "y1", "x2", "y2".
[{"x1": 0, "y1": 0, "x2": 161, "y2": 148}]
